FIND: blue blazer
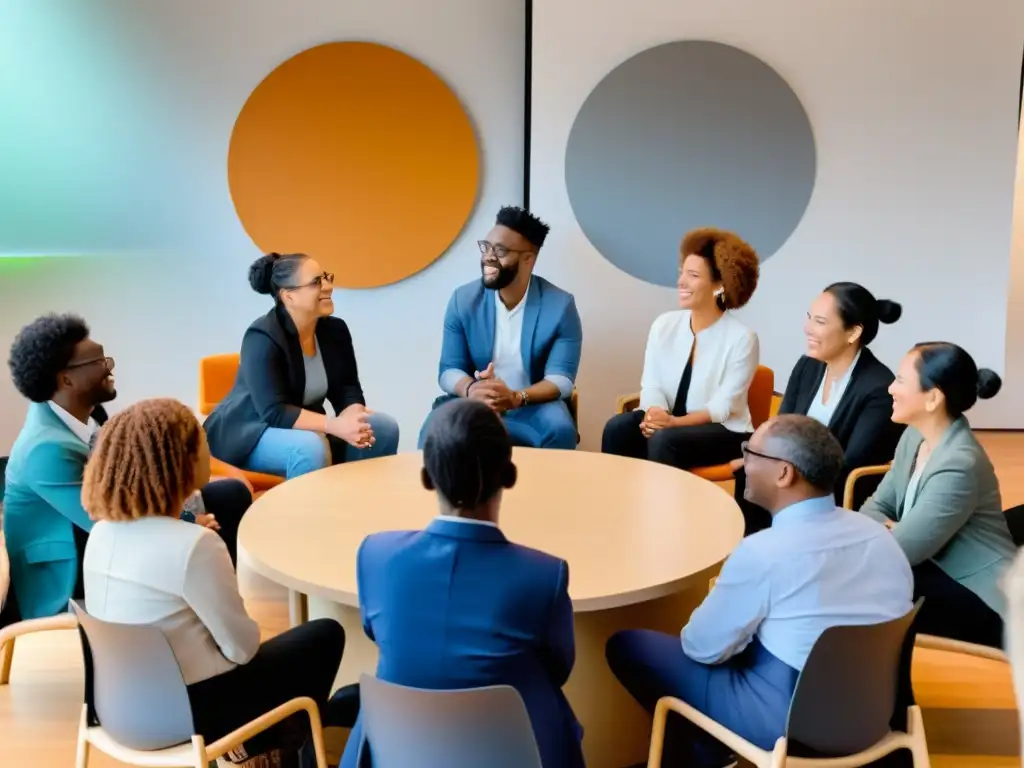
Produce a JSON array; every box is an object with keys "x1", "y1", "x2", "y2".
[
  {"x1": 436, "y1": 276, "x2": 582, "y2": 399},
  {"x1": 341, "y1": 518, "x2": 584, "y2": 768},
  {"x1": 2, "y1": 403, "x2": 94, "y2": 620}
]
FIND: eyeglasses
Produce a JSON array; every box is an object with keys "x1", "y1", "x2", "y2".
[
  {"x1": 477, "y1": 240, "x2": 533, "y2": 260},
  {"x1": 66, "y1": 356, "x2": 115, "y2": 372},
  {"x1": 284, "y1": 272, "x2": 334, "y2": 290},
  {"x1": 740, "y1": 441, "x2": 789, "y2": 464}
]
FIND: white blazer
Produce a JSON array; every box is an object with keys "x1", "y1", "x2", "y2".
[
  {"x1": 638, "y1": 310, "x2": 759, "y2": 434},
  {"x1": 83, "y1": 516, "x2": 261, "y2": 686}
]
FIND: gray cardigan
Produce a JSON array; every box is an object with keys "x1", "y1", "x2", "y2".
[{"x1": 860, "y1": 417, "x2": 1015, "y2": 617}]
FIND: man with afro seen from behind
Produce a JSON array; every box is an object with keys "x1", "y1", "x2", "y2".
[{"x1": 1, "y1": 314, "x2": 252, "y2": 626}]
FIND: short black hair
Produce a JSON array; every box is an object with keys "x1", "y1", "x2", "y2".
[
  {"x1": 824, "y1": 282, "x2": 902, "y2": 347},
  {"x1": 8, "y1": 313, "x2": 90, "y2": 402},
  {"x1": 763, "y1": 414, "x2": 846, "y2": 492},
  {"x1": 913, "y1": 342, "x2": 1002, "y2": 419},
  {"x1": 496, "y1": 206, "x2": 550, "y2": 249},
  {"x1": 422, "y1": 399, "x2": 512, "y2": 509}
]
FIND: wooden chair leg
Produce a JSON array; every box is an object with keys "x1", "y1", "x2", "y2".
[
  {"x1": 768, "y1": 737, "x2": 788, "y2": 767},
  {"x1": 646, "y1": 698, "x2": 669, "y2": 767},
  {"x1": 190, "y1": 735, "x2": 210, "y2": 768},
  {"x1": 304, "y1": 700, "x2": 329, "y2": 768},
  {"x1": 0, "y1": 636, "x2": 13, "y2": 685},
  {"x1": 906, "y1": 705, "x2": 931, "y2": 768},
  {"x1": 75, "y1": 706, "x2": 91, "y2": 768}
]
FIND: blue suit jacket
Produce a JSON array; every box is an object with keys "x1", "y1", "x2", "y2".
[
  {"x1": 341, "y1": 518, "x2": 584, "y2": 768},
  {"x1": 2, "y1": 403, "x2": 94, "y2": 620},
  {"x1": 436, "y1": 276, "x2": 582, "y2": 397}
]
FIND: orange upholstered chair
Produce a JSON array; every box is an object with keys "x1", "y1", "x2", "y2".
[
  {"x1": 198, "y1": 354, "x2": 284, "y2": 493},
  {"x1": 615, "y1": 365, "x2": 775, "y2": 482}
]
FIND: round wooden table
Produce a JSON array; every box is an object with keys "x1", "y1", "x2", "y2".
[{"x1": 238, "y1": 448, "x2": 743, "y2": 768}]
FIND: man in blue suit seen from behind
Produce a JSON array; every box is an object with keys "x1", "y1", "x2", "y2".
[
  {"x1": 342, "y1": 398, "x2": 584, "y2": 768},
  {"x1": 419, "y1": 205, "x2": 582, "y2": 449}
]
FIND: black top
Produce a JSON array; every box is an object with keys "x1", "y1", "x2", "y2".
[
  {"x1": 779, "y1": 347, "x2": 905, "y2": 505},
  {"x1": 671, "y1": 354, "x2": 694, "y2": 418},
  {"x1": 203, "y1": 305, "x2": 366, "y2": 466}
]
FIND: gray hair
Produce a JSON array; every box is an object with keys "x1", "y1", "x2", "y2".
[{"x1": 761, "y1": 414, "x2": 845, "y2": 492}]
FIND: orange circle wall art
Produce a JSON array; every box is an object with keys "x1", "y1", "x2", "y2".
[{"x1": 228, "y1": 42, "x2": 480, "y2": 289}]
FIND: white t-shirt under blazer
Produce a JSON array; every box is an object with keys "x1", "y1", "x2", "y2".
[{"x1": 638, "y1": 310, "x2": 759, "y2": 434}]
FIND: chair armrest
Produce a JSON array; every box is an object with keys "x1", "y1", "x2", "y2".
[
  {"x1": 843, "y1": 464, "x2": 891, "y2": 510},
  {"x1": 915, "y1": 634, "x2": 1008, "y2": 662},
  {"x1": 649, "y1": 696, "x2": 768, "y2": 765},
  {"x1": 616, "y1": 392, "x2": 640, "y2": 414},
  {"x1": 206, "y1": 696, "x2": 323, "y2": 761}
]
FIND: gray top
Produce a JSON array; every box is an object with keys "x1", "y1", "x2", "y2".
[{"x1": 303, "y1": 339, "x2": 329, "y2": 408}]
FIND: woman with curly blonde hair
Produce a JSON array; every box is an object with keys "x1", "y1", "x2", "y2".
[
  {"x1": 82, "y1": 398, "x2": 345, "y2": 768},
  {"x1": 602, "y1": 227, "x2": 760, "y2": 469}
]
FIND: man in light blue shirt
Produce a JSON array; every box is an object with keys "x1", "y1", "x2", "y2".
[{"x1": 607, "y1": 414, "x2": 913, "y2": 767}]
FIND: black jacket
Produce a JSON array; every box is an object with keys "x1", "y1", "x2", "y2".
[
  {"x1": 203, "y1": 306, "x2": 365, "y2": 466},
  {"x1": 780, "y1": 347, "x2": 905, "y2": 506}
]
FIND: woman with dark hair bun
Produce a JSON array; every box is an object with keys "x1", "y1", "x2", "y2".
[
  {"x1": 342, "y1": 398, "x2": 584, "y2": 768},
  {"x1": 735, "y1": 282, "x2": 906, "y2": 534},
  {"x1": 859, "y1": 342, "x2": 1015, "y2": 648},
  {"x1": 203, "y1": 252, "x2": 399, "y2": 480}
]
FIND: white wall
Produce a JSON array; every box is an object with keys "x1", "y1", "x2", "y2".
[
  {"x1": 1004, "y1": 100, "x2": 1024, "y2": 426},
  {"x1": 0, "y1": 0, "x2": 524, "y2": 452},
  {"x1": 530, "y1": 0, "x2": 1024, "y2": 444}
]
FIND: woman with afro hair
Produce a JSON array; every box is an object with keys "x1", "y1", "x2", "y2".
[{"x1": 602, "y1": 227, "x2": 760, "y2": 470}]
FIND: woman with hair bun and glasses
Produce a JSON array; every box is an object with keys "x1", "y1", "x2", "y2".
[
  {"x1": 83, "y1": 399, "x2": 345, "y2": 767},
  {"x1": 859, "y1": 342, "x2": 1015, "y2": 648},
  {"x1": 602, "y1": 228, "x2": 760, "y2": 469},
  {"x1": 203, "y1": 252, "x2": 399, "y2": 480},
  {"x1": 734, "y1": 282, "x2": 906, "y2": 534}
]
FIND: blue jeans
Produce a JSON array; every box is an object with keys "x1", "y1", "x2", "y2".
[
  {"x1": 606, "y1": 631, "x2": 798, "y2": 766},
  {"x1": 243, "y1": 413, "x2": 400, "y2": 480},
  {"x1": 418, "y1": 399, "x2": 577, "y2": 450}
]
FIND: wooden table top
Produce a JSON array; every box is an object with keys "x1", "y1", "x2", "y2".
[{"x1": 238, "y1": 448, "x2": 743, "y2": 612}]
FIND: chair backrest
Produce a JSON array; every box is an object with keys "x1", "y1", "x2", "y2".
[
  {"x1": 785, "y1": 600, "x2": 921, "y2": 756},
  {"x1": 198, "y1": 353, "x2": 241, "y2": 415},
  {"x1": 749, "y1": 365, "x2": 774, "y2": 428},
  {"x1": 70, "y1": 601, "x2": 195, "y2": 750},
  {"x1": 358, "y1": 674, "x2": 543, "y2": 768}
]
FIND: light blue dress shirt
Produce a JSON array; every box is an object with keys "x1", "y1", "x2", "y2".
[{"x1": 681, "y1": 495, "x2": 914, "y2": 671}]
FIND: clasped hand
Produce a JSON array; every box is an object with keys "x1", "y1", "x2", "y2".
[
  {"x1": 327, "y1": 404, "x2": 376, "y2": 449},
  {"x1": 467, "y1": 362, "x2": 518, "y2": 413},
  {"x1": 639, "y1": 406, "x2": 672, "y2": 438}
]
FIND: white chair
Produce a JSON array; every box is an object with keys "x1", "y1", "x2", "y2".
[
  {"x1": 647, "y1": 603, "x2": 930, "y2": 767},
  {"x1": 357, "y1": 674, "x2": 543, "y2": 767},
  {"x1": 70, "y1": 601, "x2": 328, "y2": 768}
]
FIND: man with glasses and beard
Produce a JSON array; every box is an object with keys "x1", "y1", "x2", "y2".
[
  {"x1": 419, "y1": 206, "x2": 583, "y2": 450},
  {"x1": 606, "y1": 415, "x2": 913, "y2": 768},
  {"x1": 1, "y1": 314, "x2": 252, "y2": 626}
]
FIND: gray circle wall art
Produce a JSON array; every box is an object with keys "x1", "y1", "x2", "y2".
[{"x1": 565, "y1": 40, "x2": 817, "y2": 287}]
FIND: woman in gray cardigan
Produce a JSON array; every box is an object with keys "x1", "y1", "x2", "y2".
[{"x1": 860, "y1": 342, "x2": 1015, "y2": 648}]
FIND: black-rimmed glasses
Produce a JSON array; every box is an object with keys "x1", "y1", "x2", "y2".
[
  {"x1": 66, "y1": 356, "x2": 115, "y2": 372},
  {"x1": 285, "y1": 272, "x2": 335, "y2": 290},
  {"x1": 740, "y1": 440, "x2": 789, "y2": 463}
]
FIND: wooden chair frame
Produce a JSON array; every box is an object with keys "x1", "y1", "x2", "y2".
[
  {"x1": 0, "y1": 613, "x2": 79, "y2": 684},
  {"x1": 76, "y1": 697, "x2": 327, "y2": 768}
]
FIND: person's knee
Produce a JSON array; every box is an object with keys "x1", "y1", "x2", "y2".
[
  {"x1": 539, "y1": 403, "x2": 577, "y2": 450},
  {"x1": 368, "y1": 413, "x2": 400, "y2": 455},
  {"x1": 605, "y1": 630, "x2": 636, "y2": 677},
  {"x1": 646, "y1": 428, "x2": 676, "y2": 463},
  {"x1": 601, "y1": 412, "x2": 634, "y2": 452},
  {"x1": 289, "y1": 432, "x2": 331, "y2": 474},
  {"x1": 216, "y1": 479, "x2": 253, "y2": 514}
]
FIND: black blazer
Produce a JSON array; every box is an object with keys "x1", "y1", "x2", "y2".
[
  {"x1": 779, "y1": 347, "x2": 905, "y2": 506},
  {"x1": 203, "y1": 306, "x2": 365, "y2": 466}
]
